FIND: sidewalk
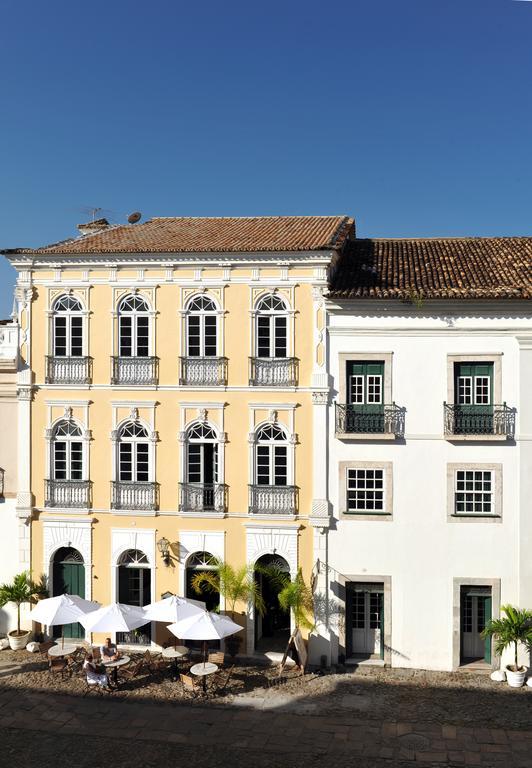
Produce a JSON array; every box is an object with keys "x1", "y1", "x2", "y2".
[{"x1": 0, "y1": 685, "x2": 531, "y2": 767}]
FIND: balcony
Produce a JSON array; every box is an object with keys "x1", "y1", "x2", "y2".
[
  {"x1": 179, "y1": 482, "x2": 228, "y2": 515},
  {"x1": 249, "y1": 357, "x2": 298, "y2": 387},
  {"x1": 335, "y1": 403, "x2": 405, "y2": 439},
  {"x1": 45, "y1": 479, "x2": 91, "y2": 509},
  {"x1": 111, "y1": 481, "x2": 158, "y2": 512},
  {"x1": 179, "y1": 356, "x2": 228, "y2": 387},
  {"x1": 111, "y1": 356, "x2": 158, "y2": 386},
  {"x1": 46, "y1": 356, "x2": 92, "y2": 385},
  {"x1": 444, "y1": 403, "x2": 516, "y2": 440},
  {"x1": 248, "y1": 484, "x2": 298, "y2": 516}
]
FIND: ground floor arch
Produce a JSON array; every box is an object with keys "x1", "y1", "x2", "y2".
[
  {"x1": 254, "y1": 553, "x2": 290, "y2": 652},
  {"x1": 117, "y1": 548, "x2": 152, "y2": 645},
  {"x1": 52, "y1": 546, "x2": 85, "y2": 639}
]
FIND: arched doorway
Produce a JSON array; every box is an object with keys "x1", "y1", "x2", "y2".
[
  {"x1": 185, "y1": 552, "x2": 219, "y2": 612},
  {"x1": 254, "y1": 554, "x2": 290, "y2": 652},
  {"x1": 117, "y1": 549, "x2": 151, "y2": 645},
  {"x1": 185, "y1": 551, "x2": 220, "y2": 650},
  {"x1": 52, "y1": 547, "x2": 85, "y2": 639}
]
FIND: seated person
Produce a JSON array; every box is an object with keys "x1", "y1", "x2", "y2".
[
  {"x1": 83, "y1": 653, "x2": 110, "y2": 689},
  {"x1": 100, "y1": 637, "x2": 120, "y2": 662}
]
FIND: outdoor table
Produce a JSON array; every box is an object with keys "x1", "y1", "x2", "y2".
[
  {"x1": 190, "y1": 661, "x2": 218, "y2": 694},
  {"x1": 48, "y1": 644, "x2": 78, "y2": 658},
  {"x1": 102, "y1": 655, "x2": 130, "y2": 687},
  {"x1": 162, "y1": 645, "x2": 189, "y2": 680}
]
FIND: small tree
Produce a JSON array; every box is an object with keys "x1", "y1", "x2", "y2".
[
  {"x1": 482, "y1": 604, "x2": 532, "y2": 671},
  {"x1": 0, "y1": 571, "x2": 47, "y2": 636},
  {"x1": 191, "y1": 560, "x2": 265, "y2": 620},
  {"x1": 278, "y1": 568, "x2": 315, "y2": 631}
]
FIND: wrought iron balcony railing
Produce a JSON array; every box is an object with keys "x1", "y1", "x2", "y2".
[
  {"x1": 46, "y1": 356, "x2": 92, "y2": 385},
  {"x1": 179, "y1": 482, "x2": 228, "y2": 514},
  {"x1": 111, "y1": 356, "x2": 158, "y2": 386},
  {"x1": 248, "y1": 484, "x2": 298, "y2": 516},
  {"x1": 335, "y1": 403, "x2": 405, "y2": 438},
  {"x1": 444, "y1": 403, "x2": 516, "y2": 438},
  {"x1": 249, "y1": 357, "x2": 298, "y2": 387},
  {"x1": 111, "y1": 481, "x2": 158, "y2": 511},
  {"x1": 179, "y1": 356, "x2": 228, "y2": 386},
  {"x1": 45, "y1": 479, "x2": 91, "y2": 509}
]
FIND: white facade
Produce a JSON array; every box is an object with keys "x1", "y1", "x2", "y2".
[
  {"x1": 312, "y1": 302, "x2": 532, "y2": 672},
  {"x1": 0, "y1": 321, "x2": 27, "y2": 635}
]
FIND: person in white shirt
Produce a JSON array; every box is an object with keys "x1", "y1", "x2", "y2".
[{"x1": 83, "y1": 653, "x2": 110, "y2": 689}]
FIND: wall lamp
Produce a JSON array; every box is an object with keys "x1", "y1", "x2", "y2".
[{"x1": 157, "y1": 537, "x2": 172, "y2": 566}]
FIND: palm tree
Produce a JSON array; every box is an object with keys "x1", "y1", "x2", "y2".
[
  {"x1": 277, "y1": 568, "x2": 315, "y2": 631},
  {"x1": 482, "y1": 604, "x2": 532, "y2": 671},
  {"x1": 0, "y1": 571, "x2": 47, "y2": 636},
  {"x1": 191, "y1": 559, "x2": 265, "y2": 621}
]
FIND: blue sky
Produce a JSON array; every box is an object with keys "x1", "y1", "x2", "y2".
[{"x1": 1, "y1": 0, "x2": 531, "y2": 315}]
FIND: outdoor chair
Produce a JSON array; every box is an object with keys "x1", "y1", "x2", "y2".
[
  {"x1": 180, "y1": 673, "x2": 200, "y2": 698},
  {"x1": 48, "y1": 657, "x2": 70, "y2": 680},
  {"x1": 119, "y1": 659, "x2": 145, "y2": 682},
  {"x1": 208, "y1": 651, "x2": 225, "y2": 666},
  {"x1": 216, "y1": 664, "x2": 235, "y2": 695},
  {"x1": 68, "y1": 648, "x2": 86, "y2": 677},
  {"x1": 83, "y1": 679, "x2": 113, "y2": 697}
]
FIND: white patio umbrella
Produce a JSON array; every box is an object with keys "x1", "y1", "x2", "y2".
[
  {"x1": 168, "y1": 610, "x2": 242, "y2": 661},
  {"x1": 29, "y1": 594, "x2": 100, "y2": 648},
  {"x1": 143, "y1": 594, "x2": 206, "y2": 624},
  {"x1": 79, "y1": 602, "x2": 148, "y2": 633}
]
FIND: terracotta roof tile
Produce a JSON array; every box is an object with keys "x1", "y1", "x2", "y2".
[
  {"x1": 329, "y1": 238, "x2": 532, "y2": 301},
  {"x1": 6, "y1": 216, "x2": 354, "y2": 255}
]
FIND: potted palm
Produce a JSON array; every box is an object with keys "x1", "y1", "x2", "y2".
[
  {"x1": 482, "y1": 604, "x2": 532, "y2": 688},
  {"x1": 191, "y1": 560, "x2": 265, "y2": 658},
  {"x1": 0, "y1": 571, "x2": 47, "y2": 650}
]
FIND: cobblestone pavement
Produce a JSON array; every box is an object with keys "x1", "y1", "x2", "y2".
[{"x1": 1, "y1": 684, "x2": 532, "y2": 767}]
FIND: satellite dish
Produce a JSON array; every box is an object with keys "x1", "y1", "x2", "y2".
[{"x1": 127, "y1": 211, "x2": 142, "y2": 224}]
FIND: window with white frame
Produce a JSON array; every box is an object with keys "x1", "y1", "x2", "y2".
[
  {"x1": 346, "y1": 468, "x2": 384, "y2": 513},
  {"x1": 255, "y1": 295, "x2": 288, "y2": 358},
  {"x1": 118, "y1": 295, "x2": 150, "y2": 358},
  {"x1": 186, "y1": 422, "x2": 219, "y2": 484},
  {"x1": 186, "y1": 295, "x2": 218, "y2": 357},
  {"x1": 51, "y1": 420, "x2": 83, "y2": 480},
  {"x1": 117, "y1": 421, "x2": 150, "y2": 482},
  {"x1": 52, "y1": 295, "x2": 84, "y2": 357},
  {"x1": 255, "y1": 424, "x2": 288, "y2": 486},
  {"x1": 454, "y1": 470, "x2": 493, "y2": 515}
]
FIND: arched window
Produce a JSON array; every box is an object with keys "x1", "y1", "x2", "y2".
[
  {"x1": 186, "y1": 551, "x2": 219, "y2": 613},
  {"x1": 256, "y1": 294, "x2": 288, "y2": 358},
  {"x1": 51, "y1": 420, "x2": 83, "y2": 481},
  {"x1": 255, "y1": 424, "x2": 288, "y2": 486},
  {"x1": 186, "y1": 295, "x2": 217, "y2": 357},
  {"x1": 118, "y1": 295, "x2": 150, "y2": 358},
  {"x1": 117, "y1": 421, "x2": 150, "y2": 482},
  {"x1": 186, "y1": 422, "x2": 218, "y2": 485},
  {"x1": 53, "y1": 295, "x2": 83, "y2": 357}
]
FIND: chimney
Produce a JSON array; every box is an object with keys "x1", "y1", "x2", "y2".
[{"x1": 77, "y1": 218, "x2": 110, "y2": 236}]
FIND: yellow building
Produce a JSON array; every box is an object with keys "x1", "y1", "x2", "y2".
[{"x1": 3, "y1": 215, "x2": 354, "y2": 654}]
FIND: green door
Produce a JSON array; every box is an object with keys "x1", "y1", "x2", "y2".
[
  {"x1": 345, "y1": 361, "x2": 385, "y2": 432},
  {"x1": 454, "y1": 362, "x2": 494, "y2": 434},
  {"x1": 52, "y1": 547, "x2": 85, "y2": 639}
]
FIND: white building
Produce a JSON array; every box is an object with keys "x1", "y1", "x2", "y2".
[
  {"x1": 0, "y1": 319, "x2": 28, "y2": 635},
  {"x1": 311, "y1": 237, "x2": 532, "y2": 672}
]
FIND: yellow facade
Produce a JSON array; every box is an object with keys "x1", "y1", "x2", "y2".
[{"x1": 14, "y1": 249, "x2": 331, "y2": 654}]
